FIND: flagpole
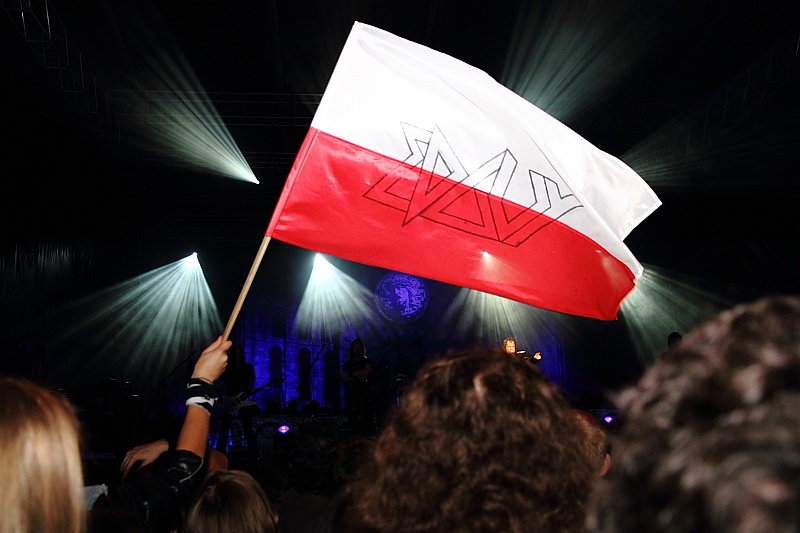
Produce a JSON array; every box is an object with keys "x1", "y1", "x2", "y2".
[{"x1": 222, "y1": 235, "x2": 271, "y2": 342}]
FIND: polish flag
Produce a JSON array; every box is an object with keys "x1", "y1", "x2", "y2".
[{"x1": 266, "y1": 22, "x2": 660, "y2": 320}]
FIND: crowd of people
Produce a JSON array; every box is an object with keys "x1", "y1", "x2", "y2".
[{"x1": 2, "y1": 294, "x2": 800, "y2": 532}]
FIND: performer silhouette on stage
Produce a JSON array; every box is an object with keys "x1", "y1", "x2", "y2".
[
  {"x1": 341, "y1": 338, "x2": 377, "y2": 436},
  {"x1": 502, "y1": 337, "x2": 518, "y2": 356},
  {"x1": 502, "y1": 337, "x2": 542, "y2": 365},
  {"x1": 216, "y1": 345, "x2": 260, "y2": 459}
]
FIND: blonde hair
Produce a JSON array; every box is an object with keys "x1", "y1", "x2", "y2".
[{"x1": 0, "y1": 378, "x2": 86, "y2": 533}]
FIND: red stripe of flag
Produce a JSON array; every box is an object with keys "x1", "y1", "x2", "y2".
[{"x1": 267, "y1": 128, "x2": 635, "y2": 320}]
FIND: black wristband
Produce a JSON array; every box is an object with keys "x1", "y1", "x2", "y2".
[
  {"x1": 187, "y1": 378, "x2": 217, "y2": 396},
  {"x1": 186, "y1": 378, "x2": 218, "y2": 414}
]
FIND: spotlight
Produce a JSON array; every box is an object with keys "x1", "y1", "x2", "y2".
[
  {"x1": 182, "y1": 252, "x2": 201, "y2": 270},
  {"x1": 312, "y1": 254, "x2": 334, "y2": 281},
  {"x1": 278, "y1": 425, "x2": 290, "y2": 434},
  {"x1": 296, "y1": 254, "x2": 381, "y2": 335},
  {"x1": 603, "y1": 416, "x2": 614, "y2": 424}
]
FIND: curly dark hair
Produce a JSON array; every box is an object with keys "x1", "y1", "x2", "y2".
[
  {"x1": 587, "y1": 295, "x2": 800, "y2": 533},
  {"x1": 342, "y1": 347, "x2": 594, "y2": 533}
]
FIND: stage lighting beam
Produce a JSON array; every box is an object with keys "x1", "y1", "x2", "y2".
[
  {"x1": 106, "y1": 12, "x2": 258, "y2": 184},
  {"x1": 296, "y1": 255, "x2": 380, "y2": 338},
  {"x1": 40, "y1": 253, "x2": 223, "y2": 405}
]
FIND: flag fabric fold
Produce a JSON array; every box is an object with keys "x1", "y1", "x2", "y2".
[{"x1": 266, "y1": 22, "x2": 660, "y2": 320}]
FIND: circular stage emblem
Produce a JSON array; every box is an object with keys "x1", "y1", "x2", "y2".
[{"x1": 375, "y1": 272, "x2": 429, "y2": 324}]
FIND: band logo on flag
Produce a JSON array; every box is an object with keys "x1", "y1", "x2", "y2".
[
  {"x1": 266, "y1": 22, "x2": 660, "y2": 320},
  {"x1": 363, "y1": 123, "x2": 583, "y2": 245}
]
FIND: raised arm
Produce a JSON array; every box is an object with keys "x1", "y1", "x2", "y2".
[{"x1": 176, "y1": 335, "x2": 231, "y2": 457}]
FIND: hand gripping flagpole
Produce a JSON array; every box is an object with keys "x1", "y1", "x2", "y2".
[{"x1": 222, "y1": 235, "x2": 271, "y2": 342}]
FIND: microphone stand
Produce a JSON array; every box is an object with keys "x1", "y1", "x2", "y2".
[
  {"x1": 146, "y1": 349, "x2": 197, "y2": 416},
  {"x1": 151, "y1": 349, "x2": 198, "y2": 393},
  {"x1": 296, "y1": 343, "x2": 327, "y2": 407},
  {"x1": 517, "y1": 350, "x2": 542, "y2": 365}
]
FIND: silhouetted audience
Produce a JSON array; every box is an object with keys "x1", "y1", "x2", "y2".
[
  {"x1": 341, "y1": 347, "x2": 595, "y2": 533},
  {"x1": 331, "y1": 434, "x2": 377, "y2": 488},
  {"x1": 0, "y1": 377, "x2": 86, "y2": 533},
  {"x1": 87, "y1": 506, "x2": 151, "y2": 533},
  {"x1": 24, "y1": 296, "x2": 800, "y2": 533},
  {"x1": 275, "y1": 421, "x2": 343, "y2": 533},
  {"x1": 245, "y1": 451, "x2": 290, "y2": 504},
  {"x1": 311, "y1": 434, "x2": 378, "y2": 533},
  {"x1": 95, "y1": 335, "x2": 230, "y2": 533},
  {"x1": 587, "y1": 295, "x2": 800, "y2": 533}
]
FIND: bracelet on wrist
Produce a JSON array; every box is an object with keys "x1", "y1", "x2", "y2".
[{"x1": 186, "y1": 378, "x2": 218, "y2": 414}]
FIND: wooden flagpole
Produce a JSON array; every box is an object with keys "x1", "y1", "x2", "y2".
[{"x1": 222, "y1": 235, "x2": 272, "y2": 342}]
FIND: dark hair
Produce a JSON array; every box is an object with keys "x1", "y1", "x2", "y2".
[
  {"x1": 183, "y1": 470, "x2": 278, "y2": 533},
  {"x1": 287, "y1": 422, "x2": 343, "y2": 496},
  {"x1": 87, "y1": 507, "x2": 151, "y2": 533},
  {"x1": 332, "y1": 435, "x2": 377, "y2": 486},
  {"x1": 343, "y1": 347, "x2": 594, "y2": 533},
  {"x1": 666, "y1": 331, "x2": 682, "y2": 347},
  {"x1": 588, "y1": 295, "x2": 800, "y2": 533},
  {"x1": 349, "y1": 338, "x2": 365, "y2": 357},
  {"x1": 572, "y1": 410, "x2": 610, "y2": 473}
]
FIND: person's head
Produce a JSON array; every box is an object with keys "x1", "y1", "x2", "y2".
[
  {"x1": 349, "y1": 338, "x2": 365, "y2": 359},
  {"x1": 572, "y1": 410, "x2": 611, "y2": 476},
  {"x1": 0, "y1": 377, "x2": 86, "y2": 533},
  {"x1": 332, "y1": 434, "x2": 377, "y2": 487},
  {"x1": 502, "y1": 337, "x2": 516, "y2": 355},
  {"x1": 343, "y1": 347, "x2": 595, "y2": 533},
  {"x1": 287, "y1": 421, "x2": 342, "y2": 496},
  {"x1": 666, "y1": 331, "x2": 682, "y2": 348},
  {"x1": 244, "y1": 453, "x2": 289, "y2": 503},
  {"x1": 588, "y1": 295, "x2": 800, "y2": 533},
  {"x1": 183, "y1": 469, "x2": 278, "y2": 533}
]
